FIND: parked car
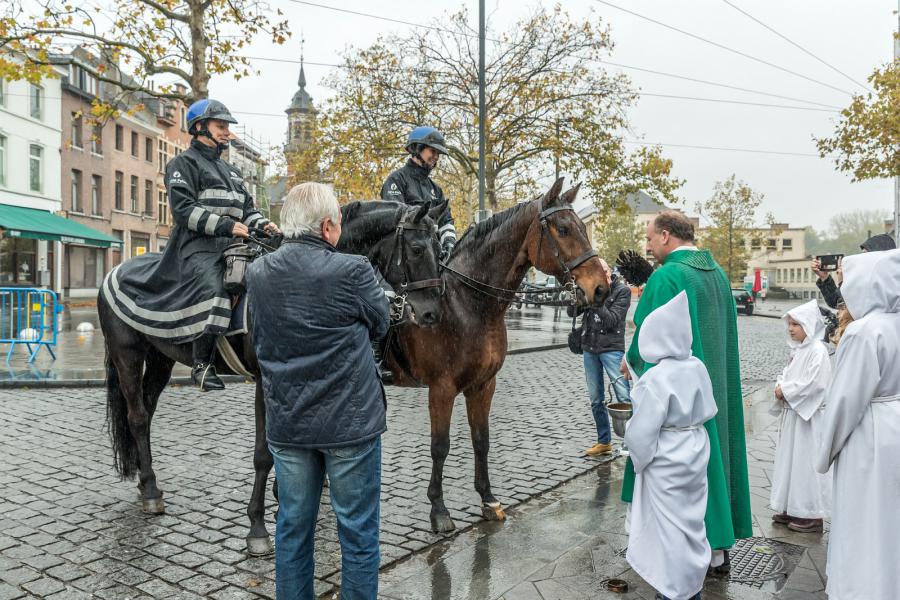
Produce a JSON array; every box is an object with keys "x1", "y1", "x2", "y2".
[{"x1": 732, "y1": 288, "x2": 755, "y2": 315}]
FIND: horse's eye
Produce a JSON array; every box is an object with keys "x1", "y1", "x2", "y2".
[
  {"x1": 557, "y1": 225, "x2": 569, "y2": 236},
  {"x1": 412, "y1": 246, "x2": 424, "y2": 256}
]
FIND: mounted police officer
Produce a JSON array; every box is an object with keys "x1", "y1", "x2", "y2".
[
  {"x1": 381, "y1": 126, "x2": 456, "y2": 261},
  {"x1": 101, "y1": 98, "x2": 280, "y2": 391}
]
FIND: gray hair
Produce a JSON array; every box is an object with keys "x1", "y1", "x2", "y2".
[{"x1": 279, "y1": 182, "x2": 340, "y2": 238}]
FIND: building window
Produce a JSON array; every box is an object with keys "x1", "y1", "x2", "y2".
[
  {"x1": 180, "y1": 107, "x2": 186, "y2": 132},
  {"x1": 0, "y1": 238, "x2": 37, "y2": 284},
  {"x1": 130, "y1": 233, "x2": 150, "y2": 257},
  {"x1": 29, "y1": 84, "x2": 43, "y2": 119},
  {"x1": 157, "y1": 189, "x2": 168, "y2": 225},
  {"x1": 114, "y1": 171, "x2": 123, "y2": 210},
  {"x1": 91, "y1": 175, "x2": 102, "y2": 215},
  {"x1": 70, "y1": 169, "x2": 83, "y2": 212},
  {"x1": 111, "y1": 229, "x2": 123, "y2": 267},
  {"x1": 131, "y1": 132, "x2": 139, "y2": 157},
  {"x1": 71, "y1": 113, "x2": 83, "y2": 149},
  {"x1": 66, "y1": 246, "x2": 105, "y2": 289},
  {"x1": 766, "y1": 238, "x2": 777, "y2": 250},
  {"x1": 70, "y1": 64, "x2": 97, "y2": 96},
  {"x1": 91, "y1": 123, "x2": 103, "y2": 155},
  {"x1": 0, "y1": 135, "x2": 6, "y2": 187},
  {"x1": 115, "y1": 125, "x2": 124, "y2": 151},
  {"x1": 29, "y1": 145, "x2": 42, "y2": 192},
  {"x1": 782, "y1": 238, "x2": 793, "y2": 250},
  {"x1": 145, "y1": 137, "x2": 153, "y2": 162},
  {"x1": 158, "y1": 139, "x2": 167, "y2": 173},
  {"x1": 130, "y1": 175, "x2": 139, "y2": 212},
  {"x1": 750, "y1": 237, "x2": 761, "y2": 250},
  {"x1": 144, "y1": 179, "x2": 153, "y2": 215}
]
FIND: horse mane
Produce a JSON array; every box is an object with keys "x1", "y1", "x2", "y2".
[{"x1": 454, "y1": 201, "x2": 535, "y2": 253}]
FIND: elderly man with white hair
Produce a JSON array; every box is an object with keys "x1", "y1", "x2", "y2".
[{"x1": 246, "y1": 182, "x2": 390, "y2": 600}]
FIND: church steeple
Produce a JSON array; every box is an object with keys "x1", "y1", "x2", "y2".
[{"x1": 285, "y1": 37, "x2": 317, "y2": 169}]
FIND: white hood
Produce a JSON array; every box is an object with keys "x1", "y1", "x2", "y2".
[
  {"x1": 638, "y1": 290, "x2": 693, "y2": 363},
  {"x1": 783, "y1": 299, "x2": 824, "y2": 349},
  {"x1": 841, "y1": 248, "x2": 900, "y2": 319}
]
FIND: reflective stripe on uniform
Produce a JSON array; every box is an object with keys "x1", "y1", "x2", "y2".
[
  {"x1": 187, "y1": 207, "x2": 205, "y2": 231},
  {"x1": 106, "y1": 265, "x2": 231, "y2": 322},
  {"x1": 204, "y1": 213, "x2": 221, "y2": 235}
]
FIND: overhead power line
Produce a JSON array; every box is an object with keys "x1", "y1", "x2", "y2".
[
  {"x1": 623, "y1": 139, "x2": 822, "y2": 158},
  {"x1": 594, "y1": 0, "x2": 855, "y2": 97},
  {"x1": 243, "y1": 55, "x2": 837, "y2": 112},
  {"x1": 720, "y1": 0, "x2": 872, "y2": 93}
]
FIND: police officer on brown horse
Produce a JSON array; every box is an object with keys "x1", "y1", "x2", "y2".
[
  {"x1": 102, "y1": 98, "x2": 280, "y2": 391},
  {"x1": 381, "y1": 126, "x2": 456, "y2": 261}
]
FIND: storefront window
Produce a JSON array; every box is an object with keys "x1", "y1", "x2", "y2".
[
  {"x1": 66, "y1": 246, "x2": 105, "y2": 289},
  {"x1": 130, "y1": 234, "x2": 150, "y2": 258},
  {"x1": 0, "y1": 237, "x2": 37, "y2": 285}
]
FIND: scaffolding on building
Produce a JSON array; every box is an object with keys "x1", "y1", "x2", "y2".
[{"x1": 230, "y1": 126, "x2": 276, "y2": 220}]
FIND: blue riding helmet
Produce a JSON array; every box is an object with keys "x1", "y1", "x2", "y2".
[
  {"x1": 406, "y1": 126, "x2": 449, "y2": 155},
  {"x1": 186, "y1": 99, "x2": 238, "y2": 132}
]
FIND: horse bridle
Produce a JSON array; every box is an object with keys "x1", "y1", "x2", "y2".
[
  {"x1": 382, "y1": 209, "x2": 443, "y2": 321},
  {"x1": 536, "y1": 204, "x2": 598, "y2": 290}
]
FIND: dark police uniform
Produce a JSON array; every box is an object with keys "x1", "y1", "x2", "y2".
[
  {"x1": 101, "y1": 139, "x2": 268, "y2": 344},
  {"x1": 380, "y1": 158, "x2": 456, "y2": 251}
]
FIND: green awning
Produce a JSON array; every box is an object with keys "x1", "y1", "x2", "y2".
[{"x1": 0, "y1": 204, "x2": 122, "y2": 248}]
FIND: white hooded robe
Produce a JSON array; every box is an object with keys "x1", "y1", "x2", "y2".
[
  {"x1": 770, "y1": 299, "x2": 832, "y2": 519},
  {"x1": 815, "y1": 248, "x2": 900, "y2": 600},
  {"x1": 624, "y1": 291, "x2": 718, "y2": 600}
]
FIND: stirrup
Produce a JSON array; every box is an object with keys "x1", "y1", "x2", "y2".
[{"x1": 192, "y1": 363, "x2": 225, "y2": 392}]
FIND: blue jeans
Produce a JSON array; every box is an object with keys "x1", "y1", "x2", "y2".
[
  {"x1": 270, "y1": 437, "x2": 382, "y2": 600},
  {"x1": 583, "y1": 350, "x2": 631, "y2": 444}
]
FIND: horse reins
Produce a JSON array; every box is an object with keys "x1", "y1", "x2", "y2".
[
  {"x1": 383, "y1": 209, "x2": 444, "y2": 321},
  {"x1": 441, "y1": 203, "x2": 598, "y2": 306}
]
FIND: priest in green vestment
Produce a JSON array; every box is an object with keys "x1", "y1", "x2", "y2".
[{"x1": 620, "y1": 210, "x2": 753, "y2": 557}]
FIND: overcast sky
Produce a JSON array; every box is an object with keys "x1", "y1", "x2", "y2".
[{"x1": 209, "y1": 0, "x2": 897, "y2": 232}]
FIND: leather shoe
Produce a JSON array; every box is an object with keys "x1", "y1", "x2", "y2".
[
  {"x1": 787, "y1": 518, "x2": 823, "y2": 533},
  {"x1": 192, "y1": 363, "x2": 225, "y2": 391},
  {"x1": 584, "y1": 442, "x2": 613, "y2": 456}
]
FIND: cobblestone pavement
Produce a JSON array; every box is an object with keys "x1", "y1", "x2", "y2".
[{"x1": 0, "y1": 317, "x2": 786, "y2": 599}]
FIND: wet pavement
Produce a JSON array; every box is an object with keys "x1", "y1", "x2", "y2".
[
  {"x1": 0, "y1": 315, "x2": 798, "y2": 599},
  {"x1": 379, "y1": 385, "x2": 829, "y2": 600}
]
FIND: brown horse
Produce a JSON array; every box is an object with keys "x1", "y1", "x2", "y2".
[{"x1": 386, "y1": 177, "x2": 608, "y2": 532}]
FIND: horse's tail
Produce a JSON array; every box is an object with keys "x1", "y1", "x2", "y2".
[{"x1": 105, "y1": 347, "x2": 139, "y2": 480}]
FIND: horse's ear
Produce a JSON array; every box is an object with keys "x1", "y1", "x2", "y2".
[
  {"x1": 559, "y1": 182, "x2": 582, "y2": 206},
  {"x1": 413, "y1": 202, "x2": 430, "y2": 223},
  {"x1": 428, "y1": 198, "x2": 449, "y2": 221},
  {"x1": 541, "y1": 177, "x2": 565, "y2": 209}
]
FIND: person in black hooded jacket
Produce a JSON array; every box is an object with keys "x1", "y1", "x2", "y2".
[
  {"x1": 812, "y1": 233, "x2": 896, "y2": 309},
  {"x1": 567, "y1": 259, "x2": 633, "y2": 456}
]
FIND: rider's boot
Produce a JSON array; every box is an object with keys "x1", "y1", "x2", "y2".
[
  {"x1": 191, "y1": 333, "x2": 225, "y2": 392},
  {"x1": 372, "y1": 336, "x2": 393, "y2": 384}
]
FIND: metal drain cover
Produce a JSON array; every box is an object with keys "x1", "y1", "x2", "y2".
[{"x1": 728, "y1": 537, "x2": 805, "y2": 588}]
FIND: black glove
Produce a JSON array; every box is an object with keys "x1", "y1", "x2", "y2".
[{"x1": 616, "y1": 249, "x2": 655, "y2": 286}]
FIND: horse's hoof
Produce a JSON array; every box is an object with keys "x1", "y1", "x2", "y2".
[
  {"x1": 246, "y1": 536, "x2": 274, "y2": 556},
  {"x1": 481, "y1": 502, "x2": 506, "y2": 522},
  {"x1": 141, "y1": 497, "x2": 166, "y2": 514},
  {"x1": 430, "y1": 512, "x2": 456, "y2": 533}
]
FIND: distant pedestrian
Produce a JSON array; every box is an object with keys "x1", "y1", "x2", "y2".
[
  {"x1": 770, "y1": 300, "x2": 832, "y2": 533},
  {"x1": 625, "y1": 291, "x2": 717, "y2": 600},
  {"x1": 568, "y1": 258, "x2": 631, "y2": 456},
  {"x1": 816, "y1": 249, "x2": 900, "y2": 600}
]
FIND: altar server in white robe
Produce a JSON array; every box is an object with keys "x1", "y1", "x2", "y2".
[
  {"x1": 625, "y1": 291, "x2": 718, "y2": 600},
  {"x1": 770, "y1": 300, "x2": 832, "y2": 532},
  {"x1": 815, "y1": 248, "x2": 900, "y2": 600}
]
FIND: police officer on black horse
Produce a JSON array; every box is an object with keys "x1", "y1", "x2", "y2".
[
  {"x1": 381, "y1": 126, "x2": 457, "y2": 261},
  {"x1": 102, "y1": 99, "x2": 280, "y2": 391}
]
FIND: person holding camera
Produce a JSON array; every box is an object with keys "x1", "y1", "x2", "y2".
[
  {"x1": 812, "y1": 234, "x2": 896, "y2": 309},
  {"x1": 568, "y1": 258, "x2": 632, "y2": 456}
]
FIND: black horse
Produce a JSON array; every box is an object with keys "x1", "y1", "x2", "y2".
[{"x1": 99, "y1": 200, "x2": 444, "y2": 555}]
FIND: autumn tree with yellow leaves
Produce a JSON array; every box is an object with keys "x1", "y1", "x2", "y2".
[
  {"x1": 290, "y1": 6, "x2": 682, "y2": 224},
  {"x1": 0, "y1": 0, "x2": 289, "y2": 116}
]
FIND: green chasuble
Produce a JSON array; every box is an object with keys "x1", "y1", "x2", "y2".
[{"x1": 621, "y1": 248, "x2": 753, "y2": 548}]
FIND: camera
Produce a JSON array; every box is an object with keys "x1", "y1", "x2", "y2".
[{"x1": 816, "y1": 254, "x2": 844, "y2": 272}]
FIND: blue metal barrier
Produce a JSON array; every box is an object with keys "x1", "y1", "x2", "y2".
[{"x1": 0, "y1": 288, "x2": 63, "y2": 363}]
